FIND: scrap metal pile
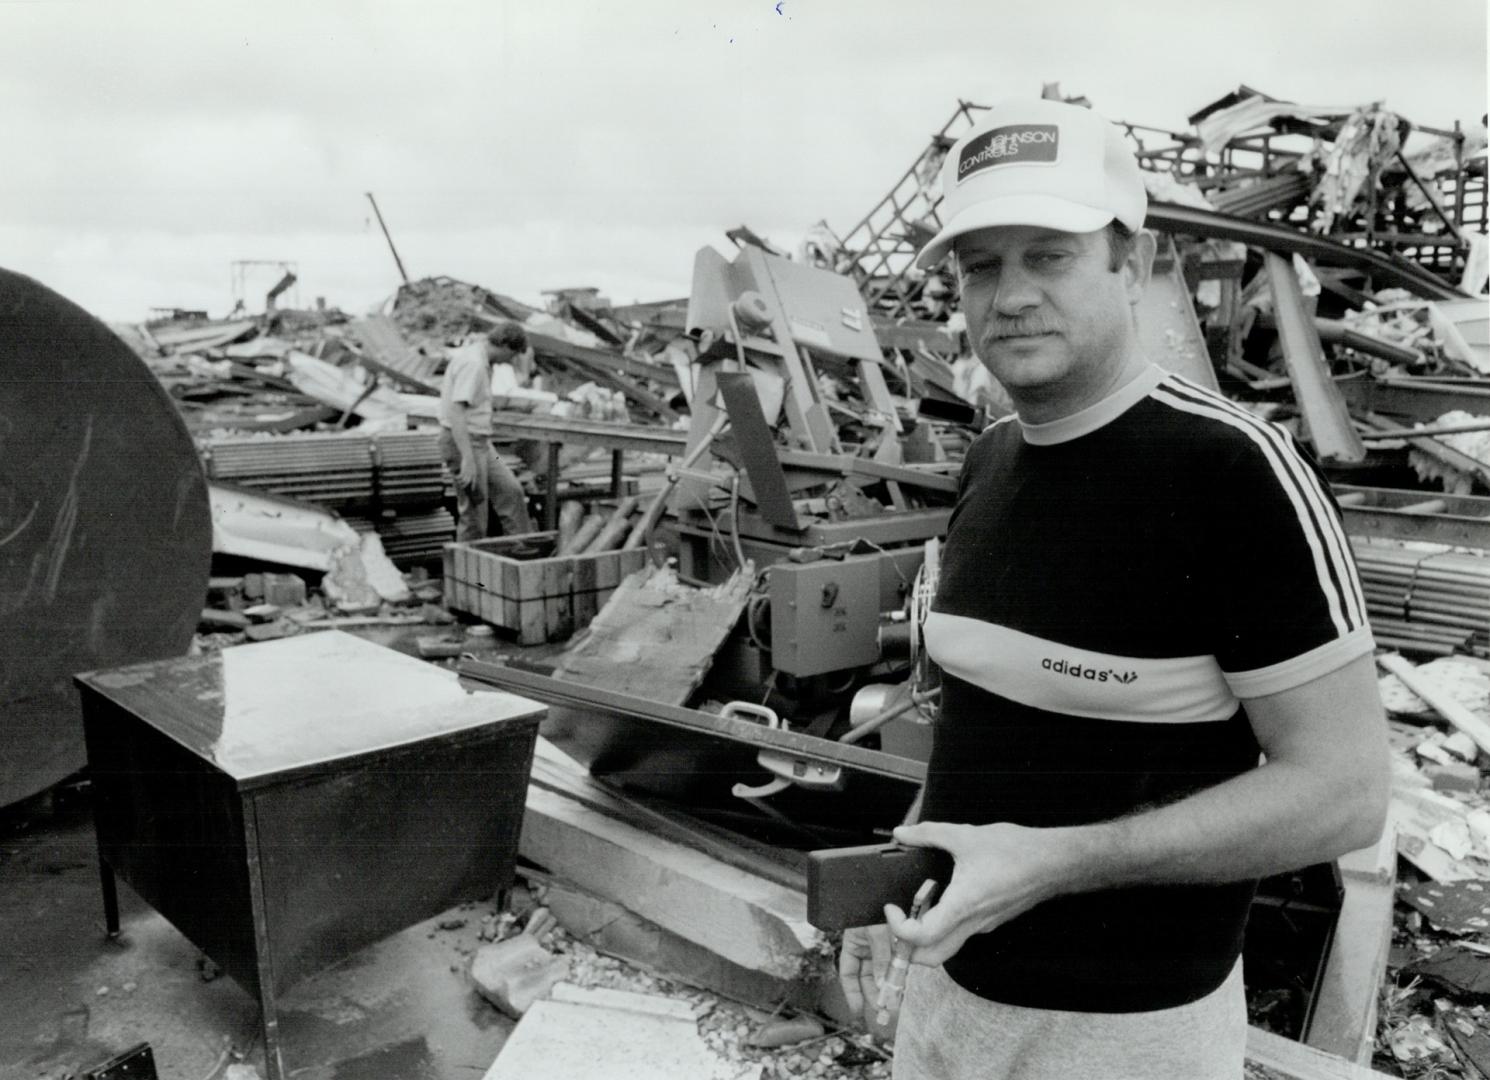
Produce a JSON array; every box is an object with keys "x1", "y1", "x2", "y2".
[{"x1": 111, "y1": 88, "x2": 1489, "y2": 662}]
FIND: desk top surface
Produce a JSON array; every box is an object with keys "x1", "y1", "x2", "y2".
[{"x1": 76, "y1": 631, "x2": 544, "y2": 785}]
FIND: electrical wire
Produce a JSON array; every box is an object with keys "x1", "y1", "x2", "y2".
[
  {"x1": 728, "y1": 472, "x2": 747, "y2": 571},
  {"x1": 853, "y1": 538, "x2": 911, "y2": 592}
]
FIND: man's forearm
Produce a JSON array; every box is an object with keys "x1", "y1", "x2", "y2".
[
  {"x1": 1055, "y1": 656, "x2": 1389, "y2": 893},
  {"x1": 1053, "y1": 753, "x2": 1385, "y2": 894}
]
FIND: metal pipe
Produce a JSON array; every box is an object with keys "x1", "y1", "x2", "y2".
[{"x1": 365, "y1": 192, "x2": 410, "y2": 285}]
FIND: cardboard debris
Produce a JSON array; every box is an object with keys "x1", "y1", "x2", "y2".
[
  {"x1": 1402, "y1": 944, "x2": 1490, "y2": 1001},
  {"x1": 1401, "y1": 881, "x2": 1490, "y2": 935}
]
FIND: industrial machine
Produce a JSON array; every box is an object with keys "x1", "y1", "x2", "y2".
[
  {"x1": 663, "y1": 243, "x2": 961, "y2": 752},
  {"x1": 464, "y1": 248, "x2": 961, "y2": 848}
]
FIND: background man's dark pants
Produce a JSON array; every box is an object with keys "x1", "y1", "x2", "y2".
[{"x1": 438, "y1": 429, "x2": 534, "y2": 541}]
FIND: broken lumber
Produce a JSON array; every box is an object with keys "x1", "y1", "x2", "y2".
[
  {"x1": 1378, "y1": 652, "x2": 1490, "y2": 758},
  {"x1": 520, "y1": 784, "x2": 823, "y2": 981},
  {"x1": 555, "y1": 500, "x2": 584, "y2": 554},
  {"x1": 553, "y1": 565, "x2": 752, "y2": 707},
  {"x1": 582, "y1": 495, "x2": 640, "y2": 553},
  {"x1": 1304, "y1": 825, "x2": 1397, "y2": 1064},
  {"x1": 1246, "y1": 1025, "x2": 1397, "y2": 1079},
  {"x1": 559, "y1": 512, "x2": 607, "y2": 557}
]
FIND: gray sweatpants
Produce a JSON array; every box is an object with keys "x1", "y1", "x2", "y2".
[{"x1": 892, "y1": 959, "x2": 1246, "y2": 1080}]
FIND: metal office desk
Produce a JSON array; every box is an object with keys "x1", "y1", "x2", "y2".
[{"x1": 76, "y1": 631, "x2": 544, "y2": 1079}]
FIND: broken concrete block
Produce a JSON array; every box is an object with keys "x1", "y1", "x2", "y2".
[
  {"x1": 244, "y1": 620, "x2": 295, "y2": 643},
  {"x1": 200, "y1": 607, "x2": 251, "y2": 631},
  {"x1": 208, "y1": 576, "x2": 246, "y2": 609},
  {"x1": 241, "y1": 603, "x2": 282, "y2": 623},
  {"x1": 416, "y1": 634, "x2": 464, "y2": 659},
  {"x1": 483, "y1": 983, "x2": 747, "y2": 1080},
  {"x1": 1446, "y1": 732, "x2": 1481, "y2": 762},
  {"x1": 470, "y1": 935, "x2": 570, "y2": 1018},
  {"x1": 521, "y1": 786, "x2": 823, "y2": 981},
  {"x1": 747, "y1": 1015, "x2": 825, "y2": 1048},
  {"x1": 538, "y1": 878, "x2": 831, "y2": 1015},
  {"x1": 1418, "y1": 740, "x2": 1457, "y2": 767},
  {"x1": 1425, "y1": 761, "x2": 1481, "y2": 794},
  {"x1": 523, "y1": 906, "x2": 557, "y2": 938},
  {"x1": 262, "y1": 572, "x2": 307, "y2": 607},
  {"x1": 242, "y1": 572, "x2": 265, "y2": 601}
]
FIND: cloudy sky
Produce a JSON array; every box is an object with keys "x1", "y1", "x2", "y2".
[{"x1": 0, "y1": 0, "x2": 1484, "y2": 323}]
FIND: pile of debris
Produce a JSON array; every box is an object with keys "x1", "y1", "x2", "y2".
[
  {"x1": 62, "y1": 83, "x2": 1490, "y2": 1080},
  {"x1": 1373, "y1": 656, "x2": 1490, "y2": 1077}
]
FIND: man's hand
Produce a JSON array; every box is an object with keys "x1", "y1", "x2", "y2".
[
  {"x1": 884, "y1": 820, "x2": 1070, "y2": 968},
  {"x1": 838, "y1": 924, "x2": 898, "y2": 1041},
  {"x1": 457, "y1": 454, "x2": 479, "y2": 491}
]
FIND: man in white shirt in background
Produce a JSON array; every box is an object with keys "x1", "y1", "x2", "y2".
[{"x1": 438, "y1": 321, "x2": 535, "y2": 542}]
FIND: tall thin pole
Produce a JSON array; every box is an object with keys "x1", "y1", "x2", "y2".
[{"x1": 365, "y1": 192, "x2": 410, "y2": 284}]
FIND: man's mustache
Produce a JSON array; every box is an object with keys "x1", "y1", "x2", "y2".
[{"x1": 985, "y1": 316, "x2": 1064, "y2": 339}]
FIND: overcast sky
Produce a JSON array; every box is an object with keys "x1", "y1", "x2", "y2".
[{"x1": 0, "y1": 0, "x2": 1484, "y2": 323}]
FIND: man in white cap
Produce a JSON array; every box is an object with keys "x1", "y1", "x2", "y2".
[{"x1": 838, "y1": 99, "x2": 1389, "y2": 1078}]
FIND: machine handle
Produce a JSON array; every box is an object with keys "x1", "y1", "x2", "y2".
[{"x1": 720, "y1": 701, "x2": 783, "y2": 730}]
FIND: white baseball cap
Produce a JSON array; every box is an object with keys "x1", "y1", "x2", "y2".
[{"x1": 915, "y1": 99, "x2": 1147, "y2": 269}]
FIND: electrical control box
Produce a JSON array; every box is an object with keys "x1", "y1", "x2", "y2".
[{"x1": 768, "y1": 554, "x2": 882, "y2": 676}]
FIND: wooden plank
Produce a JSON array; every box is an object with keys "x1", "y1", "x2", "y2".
[
  {"x1": 554, "y1": 565, "x2": 752, "y2": 707},
  {"x1": 1305, "y1": 828, "x2": 1397, "y2": 1063},
  {"x1": 480, "y1": 551, "x2": 500, "y2": 626},
  {"x1": 594, "y1": 550, "x2": 621, "y2": 591},
  {"x1": 545, "y1": 559, "x2": 573, "y2": 639},
  {"x1": 572, "y1": 558, "x2": 598, "y2": 629},
  {"x1": 1246, "y1": 1025, "x2": 1398, "y2": 1079},
  {"x1": 572, "y1": 554, "x2": 597, "y2": 602},
  {"x1": 483, "y1": 572, "x2": 501, "y2": 627},
  {"x1": 518, "y1": 597, "x2": 547, "y2": 645},
  {"x1": 520, "y1": 785, "x2": 822, "y2": 980},
  {"x1": 572, "y1": 588, "x2": 597, "y2": 630},
  {"x1": 517, "y1": 557, "x2": 548, "y2": 600}
]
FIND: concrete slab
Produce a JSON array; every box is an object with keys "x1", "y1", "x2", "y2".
[{"x1": 483, "y1": 985, "x2": 749, "y2": 1080}]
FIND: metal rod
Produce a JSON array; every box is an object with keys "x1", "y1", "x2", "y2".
[
  {"x1": 1394, "y1": 149, "x2": 1467, "y2": 246},
  {"x1": 365, "y1": 192, "x2": 410, "y2": 285},
  {"x1": 1360, "y1": 420, "x2": 1490, "y2": 441}
]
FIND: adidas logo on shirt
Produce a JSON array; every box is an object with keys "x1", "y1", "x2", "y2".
[{"x1": 1042, "y1": 657, "x2": 1137, "y2": 684}]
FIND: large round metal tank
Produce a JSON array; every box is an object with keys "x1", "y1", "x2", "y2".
[{"x1": 1, "y1": 268, "x2": 212, "y2": 805}]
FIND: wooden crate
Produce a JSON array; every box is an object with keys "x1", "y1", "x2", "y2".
[{"x1": 442, "y1": 531, "x2": 647, "y2": 645}]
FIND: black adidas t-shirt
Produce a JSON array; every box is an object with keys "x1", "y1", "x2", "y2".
[{"x1": 923, "y1": 364, "x2": 1373, "y2": 1012}]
